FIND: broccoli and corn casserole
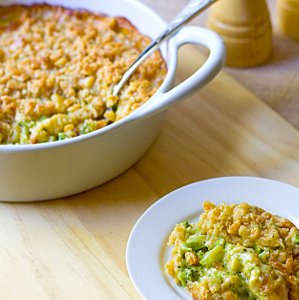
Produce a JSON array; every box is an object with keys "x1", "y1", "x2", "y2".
[
  {"x1": 165, "y1": 202, "x2": 299, "y2": 300},
  {"x1": 0, "y1": 5, "x2": 166, "y2": 144}
]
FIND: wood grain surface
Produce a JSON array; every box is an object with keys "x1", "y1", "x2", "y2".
[
  {"x1": 143, "y1": 0, "x2": 299, "y2": 129},
  {"x1": 1, "y1": 42, "x2": 299, "y2": 298}
]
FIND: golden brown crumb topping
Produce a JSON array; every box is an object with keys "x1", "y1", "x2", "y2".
[
  {"x1": 166, "y1": 202, "x2": 299, "y2": 300},
  {"x1": 0, "y1": 5, "x2": 166, "y2": 144}
]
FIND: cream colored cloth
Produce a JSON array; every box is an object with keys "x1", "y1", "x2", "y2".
[{"x1": 142, "y1": 0, "x2": 299, "y2": 129}]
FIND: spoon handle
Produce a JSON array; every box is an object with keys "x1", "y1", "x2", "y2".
[
  {"x1": 159, "y1": 0, "x2": 218, "y2": 43},
  {"x1": 112, "y1": 0, "x2": 218, "y2": 96}
]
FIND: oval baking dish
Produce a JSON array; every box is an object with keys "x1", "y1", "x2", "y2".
[{"x1": 0, "y1": 0, "x2": 225, "y2": 201}]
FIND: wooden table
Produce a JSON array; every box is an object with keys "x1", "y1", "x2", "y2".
[{"x1": 2, "y1": 1, "x2": 299, "y2": 299}]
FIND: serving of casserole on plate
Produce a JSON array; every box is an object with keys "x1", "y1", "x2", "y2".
[
  {"x1": 126, "y1": 177, "x2": 299, "y2": 300},
  {"x1": 166, "y1": 201, "x2": 299, "y2": 300},
  {"x1": 0, "y1": 4, "x2": 166, "y2": 144}
]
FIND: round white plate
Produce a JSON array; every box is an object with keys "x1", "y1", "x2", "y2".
[{"x1": 126, "y1": 176, "x2": 299, "y2": 299}]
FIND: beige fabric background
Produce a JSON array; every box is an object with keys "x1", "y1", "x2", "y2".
[{"x1": 142, "y1": 0, "x2": 299, "y2": 129}]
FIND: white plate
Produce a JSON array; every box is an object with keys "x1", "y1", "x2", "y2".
[{"x1": 126, "y1": 176, "x2": 299, "y2": 299}]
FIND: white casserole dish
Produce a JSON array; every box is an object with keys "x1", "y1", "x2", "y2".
[{"x1": 0, "y1": 0, "x2": 225, "y2": 201}]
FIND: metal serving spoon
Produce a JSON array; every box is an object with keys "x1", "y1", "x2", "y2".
[{"x1": 112, "y1": 0, "x2": 218, "y2": 97}]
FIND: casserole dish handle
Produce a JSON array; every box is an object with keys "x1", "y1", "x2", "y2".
[{"x1": 131, "y1": 26, "x2": 226, "y2": 120}]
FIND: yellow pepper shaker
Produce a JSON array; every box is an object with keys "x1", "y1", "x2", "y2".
[
  {"x1": 206, "y1": 0, "x2": 272, "y2": 68},
  {"x1": 277, "y1": 0, "x2": 299, "y2": 39}
]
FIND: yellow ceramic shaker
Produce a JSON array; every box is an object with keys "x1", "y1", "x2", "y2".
[
  {"x1": 277, "y1": 0, "x2": 299, "y2": 39},
  {"x1": 206, "y1": 0, "x2": 272, "y2": 67}
]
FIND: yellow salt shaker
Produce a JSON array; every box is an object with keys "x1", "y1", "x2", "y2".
[
  {"x1": 277, "y1": 0, "x2": 299, "y2": 39},
  {"x1": 206, "y1": 0, "x2": 272, "y2": 67}
]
